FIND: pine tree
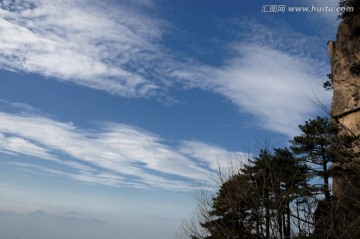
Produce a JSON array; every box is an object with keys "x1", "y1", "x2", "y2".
[
  {"x1": 243, "y1": 148, "x2": 310, "y2": 239},
  {"x1": 199, "y1": 148, "x2": 310, "y2": 239},
  {"x1": 290, "y1": 117, "x2": 339, "y2": 202},
  {"x1": 201, "y1": 173, "x2": 260, "y2": 239}
]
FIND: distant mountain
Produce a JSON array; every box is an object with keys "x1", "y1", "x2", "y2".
[
  {"x1": 61, "y1": 211, "x2": 92, "y2": 220},
  {"x1": 27, "y1": 210, "x2": 48, "y2": 217},
  {"x1": 0, "y1": 210, "x2": 128, "y2": 239}
]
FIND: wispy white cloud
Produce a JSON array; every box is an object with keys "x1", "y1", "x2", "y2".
[
  {"x1": 0, "y1": 133, "x2": 55, "y2": 160},
  {"x1": 0, "y1": 0, "x2": 164, "y2": 97},
  {"x1": 0, "y1": 102, "x2": 242, "y2": 190},
  {"x1": 171, "y1": 21, "x2": 332, "y2": 137},
  {"x1": 179, "y1": 140, "x2": 249, "y2": 171},
  {"x1": 210, "y1": 45, "x2": 330, "y2": 136},
  {"x1": 0, "y1": 0, "x2": 332, "y2": 138}
]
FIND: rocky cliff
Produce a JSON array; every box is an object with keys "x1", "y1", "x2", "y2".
[
  {"x1": 329, "y1": 15, "x2": 360, "y2": 133},
  {"x1": 328, "y1": 11, "x2": 360, "y2": 237}
]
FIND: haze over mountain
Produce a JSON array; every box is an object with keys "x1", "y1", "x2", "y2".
[{"x1": 0, "y1": 210, "x2": 130, "y2": 239}]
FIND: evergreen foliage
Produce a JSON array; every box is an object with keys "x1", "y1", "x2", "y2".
[
  {"x1": 179, "y1": 116, "x2": 360, "y2": 239},
  {"x1": 290, "y1": 117, "x2": 339, "y2": 202},
  {"x1": 200, "y1": 148, "x2": 310, "y2": 239},
  {"x1": 338, "y1": 0, "x2": 360, "y2": 19}
]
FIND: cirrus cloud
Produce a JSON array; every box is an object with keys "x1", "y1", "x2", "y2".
[
  {"x1": 0, "y1": 0, "x2": 163, "y2": 97},
  {"x1": 0, "y1": 0, "x2": 332, "y2": 138},
  {"x1": 0, "y1": 101, "x2": 245, "y2": 190}
]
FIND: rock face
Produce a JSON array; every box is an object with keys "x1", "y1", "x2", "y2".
[
  {"x1": 329, "y1": 15, "x2": 360, "y2": 123},
  {"x1": 329, "y1": 14, "x2": 360, "y2": 198},
  {"x1": 327, "y1": 13, "x2": 360, "y2": 238}
]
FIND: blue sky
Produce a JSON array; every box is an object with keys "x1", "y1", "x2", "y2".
[{"x1": 0, "y1": 0, "x2": 339, "y2": 238}]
